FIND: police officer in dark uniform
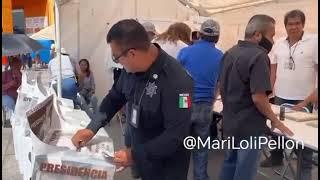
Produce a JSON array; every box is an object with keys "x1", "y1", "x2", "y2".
[{"x1": 72, "y1": 19, "x2": 193, "y2": 180}]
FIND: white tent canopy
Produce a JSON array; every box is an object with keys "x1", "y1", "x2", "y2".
[
  {"x1": 30, "y1": 25, "x2": 55, "y2": 41},
  {"x1": 178, "y1": 0, "x2": 276, "y2": 15}
]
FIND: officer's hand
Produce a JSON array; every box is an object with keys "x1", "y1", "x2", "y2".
[
  {"x1": 114, "y1": 148, "x2": 133, "y2": 167},
  {"x1": 271, "y1": 120, "x2": 294, "y2": 137},
  {"x1": 71, "y1": 129, "x2": 95, "y2": 149},
  {"x1": 115, "y1": 165, "x2": 126, "y2": 173}
]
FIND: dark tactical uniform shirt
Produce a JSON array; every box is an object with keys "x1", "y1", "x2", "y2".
[
  {"x1": 218, "y1": 40, "x2": 272, "y2": 140},
  {"x1": 87, "y1": 44, "x2": 193, "y2": 180}
]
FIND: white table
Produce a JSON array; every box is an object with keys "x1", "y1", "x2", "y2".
[
  {"x1": 213, "y1": 101, "x2": 318, "y2": 150},
  {"x1": 266, "y1": 120, "x2": 318, "y2": 151},
  {"x1": 212, "y1": 100, "x2": 318, "y2": 180}
]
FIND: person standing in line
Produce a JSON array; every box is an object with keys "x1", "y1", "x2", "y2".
[
  {"x1": 177, "y1": 19, "x2": 223, "y2": 180},
  {"x1": 217, "y1": 14, "x2": 294, "y2": 180},
  {"x1": 261, "y1": 10, "x2": 317, "y2": 180},
  {"x1": 48, "y1": 48, "x2": 78, "y2": 102},
  {"x1": 142, "y1": 21, "x2": 158, "y2": 41},
  {"x1": 153, "y1": 22, "x2": 191, "y2": 58}
]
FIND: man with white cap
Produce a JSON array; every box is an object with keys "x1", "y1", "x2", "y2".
[
  {"x1": 48, "y1": 47, "x2": 78, "y2": 103},
  {"x1": 142, "y1": 22, "x2": 158, "y2": 41},
  {"x1": 177, "y1": 19, "x2": 223, "y2": 180}
]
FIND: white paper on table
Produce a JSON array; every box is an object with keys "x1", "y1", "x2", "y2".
[{"x1": 285, "y1": 111, "x2": 318, "y2": 122}]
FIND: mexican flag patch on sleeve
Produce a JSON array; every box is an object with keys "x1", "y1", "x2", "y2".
[{"x1": 179, "y1": 93, "x2": 191, "y2": 109}]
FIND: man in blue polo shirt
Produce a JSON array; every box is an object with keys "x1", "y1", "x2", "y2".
[{"x1": 177, "y1": 19, "x2": 223, "y2": 180}]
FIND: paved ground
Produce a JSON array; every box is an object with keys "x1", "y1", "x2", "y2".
[
  {"x1": 2, "y1": 118, "x2": 318, "y2": 180},
  {"x1": 2, "y1": 127, "x2": 23, "y2": 180}
]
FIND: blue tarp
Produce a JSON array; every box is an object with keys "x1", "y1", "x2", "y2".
[{"x1": 31, "y1": 40, "x2": 54, "y2": 64}]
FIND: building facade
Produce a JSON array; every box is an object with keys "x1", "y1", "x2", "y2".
[{"x1": 2, "y1": 0, "x2": 54, "y2": 34}]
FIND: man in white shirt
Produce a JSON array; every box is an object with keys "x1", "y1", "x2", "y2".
[
  {"x1": 48, "y1": 48, "x2": 78, "y2": 102},
  {"x1": 261, "y1": 10, "x2": 318, "y2": 180}
]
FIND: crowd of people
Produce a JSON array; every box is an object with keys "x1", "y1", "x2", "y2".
[
  {"x1": 2, "y1": 52, "x2": 50, "y2": 114},
  {"x1": 2, "y1": 7, "x2": 318, "y2": 180},
  {"x1": 2, "y1": 47, "x2": 98, "y2": 119}
]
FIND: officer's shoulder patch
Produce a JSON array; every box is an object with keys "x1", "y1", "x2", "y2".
[{"x1": 178, "y1": 93, "x2": 191, "y2": 109}]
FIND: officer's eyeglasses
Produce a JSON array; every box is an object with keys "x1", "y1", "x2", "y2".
[{"x1": 112, "y1": 48, "x2": 135, "y2": 63}]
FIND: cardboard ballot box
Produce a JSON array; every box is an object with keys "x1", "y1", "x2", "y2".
[{"x1": 27, "y1": 95, "x2": 115, "y2": 180}]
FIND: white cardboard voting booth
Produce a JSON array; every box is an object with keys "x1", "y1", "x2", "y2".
[
  {"x1": 27, "y1": 94, "x2": 115, "y2": 180},
  {"x1": 11, "y1": 70, "x2": 115, "y2": 180}
]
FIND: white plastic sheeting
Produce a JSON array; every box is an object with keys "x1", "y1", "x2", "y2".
[{"x1": 11, "y1": 69, "x2": 115, "y2": 180}]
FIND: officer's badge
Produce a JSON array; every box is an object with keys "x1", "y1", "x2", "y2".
[
  {"x1": 146, "y1": 82, "x2": 157, "y2": 98},
  {"x1": 153, "y1": 74, "x2": 158, "y2": 80}
]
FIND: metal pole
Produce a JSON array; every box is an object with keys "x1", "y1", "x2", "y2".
[
  {"x1": 134, "y1": 0, "x2": 137, "y2": 18},
  {"x1": 77, "y1": 2, "x2": 80, "y2": 63},
  {"x1": 54, "y1": 0, "x2": 62, "y2": 97}
]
